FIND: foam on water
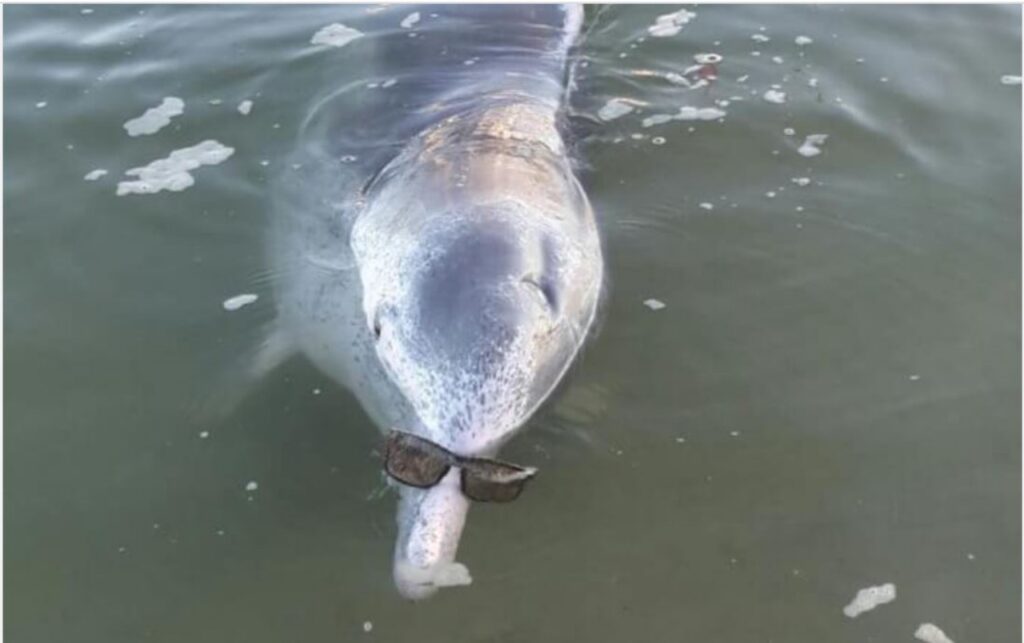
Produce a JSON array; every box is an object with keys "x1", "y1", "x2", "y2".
[
  {"x1": 842, "y1": 582, "x2": 896, "y2": 617},
  {"x1": 310, "y1": 23, "x2": 364, "y2": 48},
  {"x1": 400, "y1": 12, "x2": 420, "y2": 29},
  {"x1": 222, "y1": 293, "x2": 258, "y2": 311},
  {"x1": 798, "y1": 133, "x2": 828, "y2": 157},
  {"x1": 763, "y1": 89, "x2": 786, "y2": 104},
  {"x1": 1000, "y1": 74, "x2": 1022, "y2": 85},
  {"x1": 648, "y1": 9, "x2": 696, "y2": 38},
  {"x1": 643, "y1": 299, "x2": 666, "y2": 311},
  {"x1": 642, "y1": 114, "x2": 674, "y2": 127},
  {"x1": 123, "y1": 97, "x2": 184, "y2": 137},
  {"x1": 915, "y1": 623, "x2": 954, "y2": 643},
  {"x1": 237, "y1": 100, "x2": 253, "y2": 115},
  {"x1": 116, "y1": 140, "x2": 234, "y2": 196},
  {"x1": 84, "y1": 169, "x2": 108, "y2": 181},
  {"x1": 795, "y1": 35, "x2": 814, "y2": 46},
  {"x1": 642, "y1": 106, "x2": 726, "y2": 128},
  {"x1": 598, "y1": 98, "x2": 635, "y2": 121}
]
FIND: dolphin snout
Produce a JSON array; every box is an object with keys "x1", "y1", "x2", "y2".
[{"x1": 392, "y1": 469, "x2": 472, "y2": 600}]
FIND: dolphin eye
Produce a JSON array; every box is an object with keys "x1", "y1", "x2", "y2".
[{"x1": 521, "y1": 275, "x2": 558, "y2": 313}]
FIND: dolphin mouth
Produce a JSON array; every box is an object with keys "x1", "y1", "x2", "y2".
[
  {"x1": 393, "y1": 559, "x2": 474, "y2": 600},
  {"x1": 392, "y1": 468, "x2": 473, "y2": 600}
]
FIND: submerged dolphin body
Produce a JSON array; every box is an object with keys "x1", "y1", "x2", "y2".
[{"x1": 270, "y1": 5, "x2": 601, "y2": 599}]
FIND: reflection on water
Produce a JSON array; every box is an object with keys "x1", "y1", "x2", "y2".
[{"x1": 4, "y1": 5, "x2": 1020, "y2": 642}]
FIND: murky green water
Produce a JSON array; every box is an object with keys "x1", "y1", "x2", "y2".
[{"x1": 4, "y1": 4, "x2": 1021, "y2": 642}]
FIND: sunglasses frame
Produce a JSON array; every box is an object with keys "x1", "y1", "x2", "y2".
[{"x1": 383, "y1": 430, "x2": 537, "y2": 502}]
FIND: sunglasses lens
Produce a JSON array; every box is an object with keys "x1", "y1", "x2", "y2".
[
  {"x1": 385, "y1": 433, "x2": 450, "y2": 487},
  {"x1": 462, "y1": 463, "x2": 536, "y2": 503}
]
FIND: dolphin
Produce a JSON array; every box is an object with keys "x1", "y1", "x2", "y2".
[{"x1": 268, "y1": 4, "x2": 602, "y2": 599}]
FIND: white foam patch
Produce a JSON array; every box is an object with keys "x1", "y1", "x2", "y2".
[
  {"x1": 643, "y1": 298, "x2": 666, "y2": 311},
  {"x1": 751, "y1": 33, "x2": 771, "y2": 42},
  {"x1": 396, "y1": 560, "x2": 473, "y2": 589},
  {"x1": 84, "y1": 169, "x2": 108, "y2": 181},
  {"x1": 597, "y1": 98, "x2": 635, "y2": 121},
  {"x1": 1001, "y1": 74, "x2": 1022, "y2": 85},
  {"x1": 798, "y1": 133, "x2": 828, "y2": 157},
  {"x1": 843, "y1": 583, "x2": 896, "y2": 618},
  {"x1": 35, "y1": 101, "x2": 47, "y2": 108},
  {"x1": 665, "y1": 72, "x2": 691, "y2": 86},
  {"x1": 123, "y1": 97, "x2": 184, "y2": 137},
  {"x1": 763, "y1": 89, "x2": 787, "y2": 104},
  {"x1": 639, "y1": 114, "x2": 670, "y2": 127},
  {"x1": 400, "y1": 11, "x2": 420, "y2": 28},
  {"x1": 223, "y1": 293, "x2": 258, "y2": 311},
  {"x1": 116, "y1": 140, "x2": 234, "y2": 196},
  {"x1": 791, "y1": 177, "x2": 811, "y2": 186},
  {"x1": 915, "y1": 623, "x2": 954, "y2": 643},
  {"x1": 648, "y1": 9, "x2": 696, "y2": 38},
  {"x1": 642, "y1": 106, "x2": 726, "y2": 128},
  {"x1": 237, "y1": 100, "x2": 253, "y2": 115},
  {"x1": 699, "y1": 202, "x2": 714, "y2": 210},
  {"x1": 795, "y1": 35, "x2": 813, "y2": 46},
  {"x1": 244, "y1": 480, "x2": 259, "y2": 491},
  {"x1": 311, "y1": 23, "x2": 364, "y2": 48}
]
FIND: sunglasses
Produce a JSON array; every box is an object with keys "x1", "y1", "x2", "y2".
[{"x1": 383, "y1": 430, "x2": 537, "y2": 503}]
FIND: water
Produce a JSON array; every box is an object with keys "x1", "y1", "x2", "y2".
[{"x1": 4, "y1": 5, "x2": 1020, "y2": 642}]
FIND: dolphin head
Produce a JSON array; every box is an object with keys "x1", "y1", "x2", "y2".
[{"x1": 352, "y1": 152, "x2": 601, "y2": 599}]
